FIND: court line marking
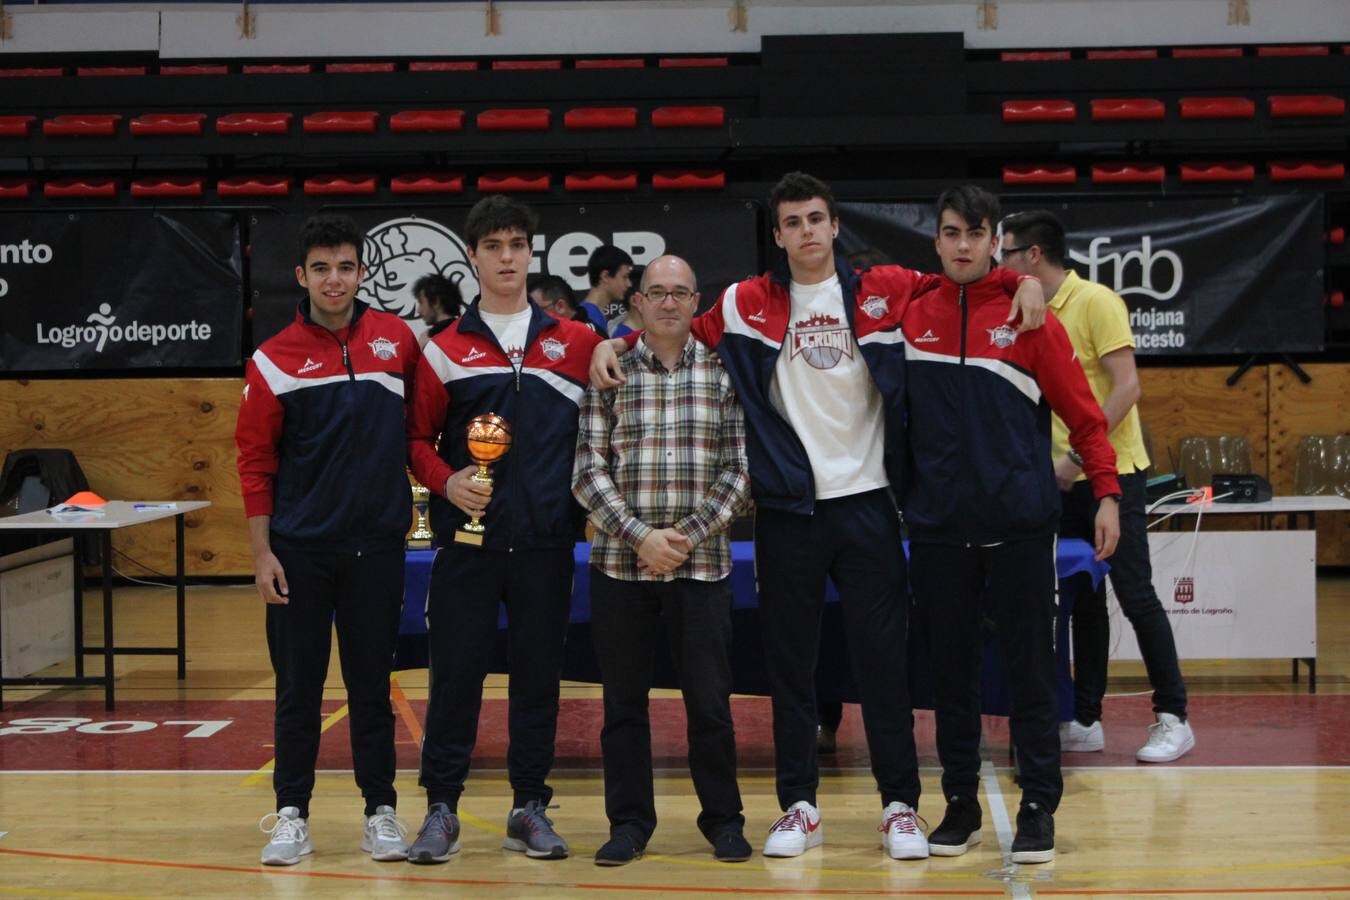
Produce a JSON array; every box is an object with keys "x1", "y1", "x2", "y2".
[
  {"x1": 239, "y1": 701, "x2": 351, "y2": 787},
  {"x1": 979, "y1": 760, "x2": 1032, "y2": 900}
]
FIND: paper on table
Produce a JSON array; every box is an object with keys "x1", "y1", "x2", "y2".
[{"x1": 48, "y1": 504, "x2": 107, "y2": 516}]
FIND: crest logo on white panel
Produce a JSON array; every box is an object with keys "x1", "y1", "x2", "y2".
[{"x1": 360, "y1": 217, "x2": 479, "y2": 320}]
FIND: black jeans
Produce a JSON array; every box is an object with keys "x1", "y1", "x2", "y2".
[
  {"x1": 267, "y1": 543, "x2": 405, "y2": 818},
  {"x1": 590, "y1": 570, "x2": 744, "y2": 844},
  {"x1": 1060, "y1": 470, "x2": 1188, "y2": 723},
  {"x1": 754, "y1": 489, "x2": 920, "y2": 811},
  {"x1": 418, "y1": 545, "x2": 574, "y2": 811},
  {"x1": 911, "y1": 537, "x2": 1062, "y2": 812}
]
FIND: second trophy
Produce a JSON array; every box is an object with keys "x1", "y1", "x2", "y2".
[{"x1": 454, "y1": 412, "x2": 512, "y2": 547}]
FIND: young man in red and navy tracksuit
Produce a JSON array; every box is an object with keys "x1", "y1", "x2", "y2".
[
  {"x1": 405, "y1": 196, "x2": 603, "y2": 863},
  {"x1": 592, "y1": 172, "x2": 1047, "y2": 861},
  {"x1": 903, "y1": 185, "x2": 1121, "y2": 865},
  {"x1": 236, "y1": 214, "x2": 421, "y2": 866}
]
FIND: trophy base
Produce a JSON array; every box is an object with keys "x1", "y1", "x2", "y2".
[{"x1": 454, "y1": 528, "x2": 484, "y2": 547}]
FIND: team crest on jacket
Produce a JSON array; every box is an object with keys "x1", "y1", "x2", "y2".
[
  {"x1": 987, "y1": 324, "x2": 1018, "y2": 349},
  {"x1": 541, "y1": 337, "x2": 567, "y2": 361},
  {"x1": 862, "y1": 295, "x2": 889, "y2": 320},
  {"x1": 368, "y1": 337, "x2": 398, "y2": 360},
  {"x1": 790, "y1": 313, "x2": 853, "y2": 370}
]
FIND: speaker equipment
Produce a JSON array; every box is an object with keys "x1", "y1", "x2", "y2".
[{"x1": 1211, "y1": 473, "x2": 1273, "y2": 503}]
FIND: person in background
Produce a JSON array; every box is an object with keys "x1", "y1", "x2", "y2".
[
  {"x1": 584, "y1": 244, "x2": 635, "y2": 333},
  {"x1": 532, "y1": 273, "x2": 606, "y2": 336},
  {"x1": 413, "y1": 273, "x2": 463, "y2": 348}
]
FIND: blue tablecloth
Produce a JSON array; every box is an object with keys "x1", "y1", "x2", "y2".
[{"x1": 396, "y1": 540, "x2": 1106, "y2": 719}]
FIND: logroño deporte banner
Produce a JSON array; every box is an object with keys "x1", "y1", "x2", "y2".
[
  {"x1": 249, "y1": 201, "x2": 760, "y2": 347},
  {"x1": 0, "y1": 212, "x2": 243, "y2": 371},
  {"x1": 837, "y1": 195, "x2": 1325, "y2": 355}
]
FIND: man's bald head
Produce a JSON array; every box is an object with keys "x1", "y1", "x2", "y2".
[{"x1": 640, "y1": 255, "x2": 698, "y2": 294}]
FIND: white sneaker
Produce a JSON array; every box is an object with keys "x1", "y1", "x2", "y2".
[
  {"x1": 1060, "y1": 719, "x2": 1104, "y2": 752},
  {"x1": 362, "y1": 805, "x2": 410, "y2": 861},
  {"x1": 762, "y1": 801, "x2": 822, "y2": 857},
  {"x1": 1136, "y1": 713, "x2": 1195, "y2": 763},
  {"x1": 879, "y1": 801, "x2": 929, "y2": 860},
  {"x1": 260, "y1": 807, "x2": 313, "y2": 866}
]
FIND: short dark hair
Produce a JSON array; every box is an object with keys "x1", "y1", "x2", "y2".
[
  {"x1": 298, "y1": 214, "x2": 363, "y2": 267},
  {"x1": 586, "y1": 245, "x2": 634, "y2": 286},
  {"x1": 412, "y1": 272, "x2": 463, "y2": 317},
  {"x1": 768, "y1": 171, "x2": 838, "y2": 228},
  {"x1": 464, "y1": 194, "x2": 539, "y2": 249},
  {"x1": 936, "y1": 184, "x2": 1001, "y2": 232},
  {"x1": 848, "y1": 247, "x2": 894, "y2": 269},
  {"x1": 1000, "y1": 209, "x2": 1068, "y2": 268},
  {"x1": 532, "y1": 273, "x2": 574, "y2": 305}
]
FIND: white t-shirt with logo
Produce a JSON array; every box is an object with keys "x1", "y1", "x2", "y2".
[
  {"x1": 479, "y1": 306, "x2": 532, "y2": 373},
  {"x1": 768, "y1": 274, "x2": 888, "y2": 500}
]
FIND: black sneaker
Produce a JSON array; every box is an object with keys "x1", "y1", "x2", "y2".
[
  {"x1": 712, "y1": 829, "x2": 752, "y2": 863},
  {"x1": 1010, "y1": 801, "x2": 1055, "y2": 864},
  {"x1": 594, "y1": 832, "x2": 644, "y2": 867},
  {"x1": 928, "y1": 795, "x2": 982, "y2": 857}
]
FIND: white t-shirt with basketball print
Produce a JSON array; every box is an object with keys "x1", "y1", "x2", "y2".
[{"x1": 767, "y1": 274, "x2": 889, "y2": 500}]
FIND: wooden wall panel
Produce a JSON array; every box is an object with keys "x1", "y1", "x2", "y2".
[
  {"x1": 1136, "y1": 366, "x2": 1270, "y2": 477},
  {"x1": 0, "y1": 378, "x2": 248, "y2": 576},
  {"x1": 1270, "y1": 363, "x2": 1350, "y2": 566}
]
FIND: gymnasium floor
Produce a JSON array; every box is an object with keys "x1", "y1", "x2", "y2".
[{"x1": 1, "y1": 574, "x2": 1347, "y2": 899}]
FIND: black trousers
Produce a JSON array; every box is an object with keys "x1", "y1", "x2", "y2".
[
  {"x1": 754, "y1": 489, "x2": 920, "y2": 811},
  {"x1": 418, "y1": 545, "x2": 573, "y2": 811},
  {"x1": 1060, "y1": 470, "x2": 1188, "y2": 723},
  {"x1": 590, "y1": 570, "x2": 744, "y2": 845},
  {"x1": 267, "y1": 543, "x2": 405, "y2": 818},
  {"x1": 911, "y1": 538, "x2": 1062, "y2": 812}
]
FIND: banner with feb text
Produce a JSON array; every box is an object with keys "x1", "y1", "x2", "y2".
[
  {"x1": 837, "y1": 195, "x2": 1325, "y2": 355},
  {"x1": 0, "y1": 212, "x2": 243, "y2": 371}
]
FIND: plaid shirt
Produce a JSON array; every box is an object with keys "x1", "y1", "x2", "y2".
[{"x1": 573, "y1": 335, "x2": 750, "y2": 582}]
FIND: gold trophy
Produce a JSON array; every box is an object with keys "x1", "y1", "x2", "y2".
[
  {"x1": 454, "y1": 413, "x2": 512, "y2": 547},
  {"x1": 408, "y1": 482, "x2": 433, "y2": 548}
]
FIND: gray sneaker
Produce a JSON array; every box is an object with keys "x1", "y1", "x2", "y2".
[
  {"x1": 503, "y1": 800, "x2": 569, "y2": 859},
  {"x1": 408, "y1": 803, "x2": 461, "y2": 864},
  {"x1": 361, "y1": 805, "x2": 409, "y2": 861},
  {"x1": 260, "y1": 807, "x2": 312, "y2": 866}
]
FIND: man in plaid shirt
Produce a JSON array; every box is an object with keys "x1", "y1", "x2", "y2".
[{"x1": 573, "y1": 255, "x2": 753, "y2": 867}]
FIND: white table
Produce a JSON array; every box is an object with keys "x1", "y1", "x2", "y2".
[
  {"x1": 1150, "y1": 494, "x2": 1350, "y2": 530},
  {"x1": 0, "y1": 500, "x2": 210, "y2": 709}
]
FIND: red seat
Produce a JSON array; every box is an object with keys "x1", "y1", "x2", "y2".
[
  {"x1": 44, "y1": 177, "x2": 118, "y2": 198},
  {"x1": 0, "y1": 67, "x2": 65, "y2": 77},
  {"x1": 1172, "y1": 47, "x2": 1242, "y2": 58},
  {"x1": 1329, "y1": 227, "x2": 1346, "y2": 246},
  {"x1": 651, "y1": 106, "x2": 726, "y2": 128},
  {"x1": 0, "y1": 115, "x2": 36, "y2": 138},
  {"x1": 409, "y1": 61, "x2": 479, "y2": 72},
  {"x1": 1091, "y1": 99, "x2": 1165, "y2": 121},
  {"x1": 1001, "y1": 100, "x2": 1076, "y2": 123},
  {"x1": 77, "y1": 66, "x2": 146, "y2": 77},
  {"x1": 216, "y1": 112, "x2": 293, "y2": 135},
  {"x1": 129, "y1": 113, "x2": 207, "y2": 136},
  {"x1": 303, "y1": 112, "x2": 379, "y2": 134},
  {"x1": 492, "y1": 59, "x2": 562, "y2": 70},
  {"x1": 390, "y1": 173, "x2": 465, "y2": 194},
  {"x1": 43, "y1": 115, "x2": 122, "y2": 137},
  {"x1": 1329, "y1": 291, "x2": 1346, "y2": 309},
  {"x1": 389, "y1": 110, "x2": 465, "y2": 133},
  {"x1": 304, "y1": 174, "x2": 378, "y2": 195},
  {"x1": 1002, "y1": 164, "x2": 1076, "y2": 185},
  {"x1": 160, "y1": 65, "x2": 229, "y2": 76},
  {"x1": 1086, "y1": 49, "x2": 1158, "y2": 60},
  {"x1": 1256, "y1": 45, "x2": 1328, "y2": 57},
  {"x1": 564, "y1": 108, "x2": 638, "y2": 130},
  {"x1": 476, "y1": 109, "x2": 551, "y2": 131},
  {"x1": 653, "y1": 170, "x2": 725, "y2": 191},
  {"x1": 1269, "y1": 160, "x2": 1345, "y2": 181},
  {"x1": 131, "y1": 176, "x2": 205, "y2": 198},
  {"x1": 565, "y1": 171, "x2": 638, "y2": 192},
  {"x1": 1179, "y1": 97, "x2": 1255, "y2": 120},
  {"x1": 1179, "y1": 161, "x2": 1254, "y2": 183},
  {"x1": 1091, "y1": 163, "x2": 1165, "y2": 185},
  {"x1": 478, "y1": 172, "x2": 551, "y2": 193},
  {"x1": 0, "y1": 177, "x2": 33, "y2": 199},
  {"x1": 242, "y1": 64, "x2": 313, "y2": 74},
  {"x1": 658, "y1": 57, "x2": 728, "y2": 68},
  {"x1": 1269, "y1": 95, "x2": 1346, "y2": 118},
  {"x1": 217, "y1": 175, "x2": 292, "y2": 196},
  {"x1": 1000, "y1": 51, "x2": 1071, "y2": 62},
  {"x1": 326, "y1": 62, "x2": 395, "y2": 73},
  {"x1": 576, "y1": 59, "x2": 645, "y2": 69}
]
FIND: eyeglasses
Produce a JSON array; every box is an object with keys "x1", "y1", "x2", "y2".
[
  {"x1": 642, "y1": 287, "x2": 696, "y2": 303},
  {"x1": 1001, "y1": 245, "x2": 1032, "y2": 257}
]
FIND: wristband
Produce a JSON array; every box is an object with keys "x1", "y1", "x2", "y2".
[{"x1": 1066, "y1": 448, "x2": 1084, "y2": 468}]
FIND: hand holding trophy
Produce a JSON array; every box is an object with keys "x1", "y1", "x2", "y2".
[{"x1": 454, "y1": 413, "x2": 512, "y2": 547}]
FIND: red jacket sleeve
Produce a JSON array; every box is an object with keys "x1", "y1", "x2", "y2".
[
  {"x1": 1033, "y1": 314, "x2": 1121, "y2": 499},
  {"x1": 406, "y1": 348, "x2": 455, "y2": 496},
  {"x1": 689, "y1": 284, "x2": 730, "y2": 348},
  {"x1": 235, "y1": 358, "x2": 285, "y2": 518}
]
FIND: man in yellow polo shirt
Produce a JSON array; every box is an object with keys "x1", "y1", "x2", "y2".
[{"x1": 1000, "y1": 210, "x2": 1195, "y2": 764}]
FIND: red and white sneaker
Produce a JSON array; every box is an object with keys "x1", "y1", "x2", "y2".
[
  {"x1": 879, "y1": 801, "x2": 929, "y2": 860},
  {"x1": 762, "y1": 801, "x2": 822, "y2": 857}
]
